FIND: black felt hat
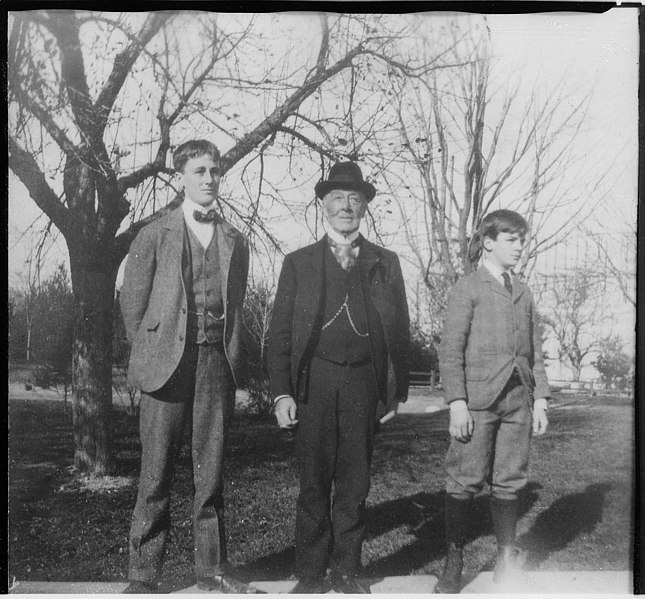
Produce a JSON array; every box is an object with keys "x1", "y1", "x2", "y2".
[{"x1": 314, "y1": 162, "x2": 376, "y2": 202}]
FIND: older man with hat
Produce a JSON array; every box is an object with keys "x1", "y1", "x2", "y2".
[{"x1": 268, "y1": 161, "x2": 410, "y2": 593}]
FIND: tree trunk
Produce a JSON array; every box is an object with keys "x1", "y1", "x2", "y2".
[
  {"x1": 69, "y1": 255, "x2": 117, "y2": 474},
  {"x1": 26, "y1": 322, "x2": 31, "y2": 361}
]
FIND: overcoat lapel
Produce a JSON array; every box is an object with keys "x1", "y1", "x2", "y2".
[
  {"x1": 358, "y1": 238, "x2": 384, "y2": 285},
  {"x1": 298, "y1": 238, "x2": 326, "y2": 349}
]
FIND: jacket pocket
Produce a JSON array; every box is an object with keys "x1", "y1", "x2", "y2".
[
  {"x1": 465, "y1": 367, "x2": 489, "y2": 381},
  {"x1": 146, "y1": 321, "x2": 160, "y2": 332}
]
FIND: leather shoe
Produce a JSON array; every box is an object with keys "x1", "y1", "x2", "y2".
[
  {"x1": 330, "y1": 572, "x2": 370, "y2": 594},
  {"x1": 197, "y1": 574, "x2": 265, "y2": 594},
  {"x1": 289, "y1": 578, "x2": 325, "y2": 593},
  {"x1": 122, "y1": 580, "x2": 157, "y2": 594},
  {"x1": 434, "y1": 544, "x2": 463, "y2": 593}
]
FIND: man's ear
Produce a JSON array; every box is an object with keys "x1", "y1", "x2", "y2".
[
  {"x1": 174, "y1": 170, "x2": 184, "y2": 189},
  {"x1": 482, "y1": 235, "x2": 493, "y2": 252}
]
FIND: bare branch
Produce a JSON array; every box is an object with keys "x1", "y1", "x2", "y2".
[
  {"x1": 94, "y1": 12, "x2": 173, "y2": 131},
  {"x1": 9, "y1": 136, "x2": 76, "y2": 238}
]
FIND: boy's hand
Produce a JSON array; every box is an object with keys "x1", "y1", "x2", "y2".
[
  {"x1": 532, "y1": 398, "x2": 548, "y2": 436},
  {"x1": 274, "y1": 395, "x2": 298, "y2": 429},
  {"x1": 449, "y1": 400, "x2": 474, "y2": 443}
]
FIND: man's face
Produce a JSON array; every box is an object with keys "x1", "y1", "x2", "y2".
[
  {"x1": 322, "y1": 189, "x2": 367, "y2": 235},
  {"x1": 178, "y1": 154, "x2": 221, "y2": 207},
  {"x1": 483, "y1": 230, "x2": 526, "y2": 270}
]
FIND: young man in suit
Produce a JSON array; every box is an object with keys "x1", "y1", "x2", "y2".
[
  {"x1": 435, "y1": 209, "x2": 550, "y2": 593},
  {"x1": 268, "y1": 162, "x2": 410, "y2": 594},
  {"x1": 120, "y1": 140, "x2": 260, "y2": 594}
]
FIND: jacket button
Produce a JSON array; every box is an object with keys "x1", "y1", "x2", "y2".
[
  {"x1": 182, "y1": 308, "x2": 186, "y2": 314},
  {"x1": 179, "y1": 335, "x2": 184, "y2": 341}
]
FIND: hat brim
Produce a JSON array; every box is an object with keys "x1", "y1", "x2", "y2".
[{"x1": 315, "y1": 180, "x2": 376, "y2": 203}]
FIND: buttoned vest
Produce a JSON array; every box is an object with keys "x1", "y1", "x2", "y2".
[
  {"x1": 182, "y1": 225, "x2": 225, "y2": 344},
  {"x1": 315, "y1": 246, "x2": 373, "y2": 364}
]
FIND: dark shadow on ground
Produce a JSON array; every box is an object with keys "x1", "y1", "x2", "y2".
[
  {"x1": 236, "y1": 484, "x2": 541, "y2": 581},
  {"x1": 363, "y1": 483, "x2": 540, "y2": 577},
  {"x1": 233, "y1": 547, "x2": 296, "y2": 582},
  {"x1": 517, "y1": 482, "x2": 612, "y2": 569}
]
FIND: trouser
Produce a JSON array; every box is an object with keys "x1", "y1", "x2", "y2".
[
  {"x1": 295, "y1": 356, "x2": 378, "y2": 580},
  {"x1": 445, "y1": 376, "x2": 532, "y2": 501},
  {"x1": 128, "y1": 343, "x2": 234, "y2": 583}
]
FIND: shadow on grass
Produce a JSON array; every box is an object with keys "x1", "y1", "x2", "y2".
[
  {"x1": 234, "y1": 547, "x2": 296, "y2": 582},
  {"x1": 363, "y1": 483, "x2": 540, "y2": 577},
  {"x1": 235, "y1": 484, "x2": 542, "y2": 581},
  {"x1": 518, "y1": 482, "x2": 612, "y2": 568}
]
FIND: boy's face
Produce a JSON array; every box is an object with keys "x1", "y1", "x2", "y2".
[
  {"x1": 483, "y1": 230, "x2": 526, "y2": 270},
  {"x1": 178, "y1": 154, "x2": 221, "y2": 206}
]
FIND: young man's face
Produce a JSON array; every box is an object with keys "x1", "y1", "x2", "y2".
[
  {"x1": 483, "y1": 230, "x2": 526, "y2": 270},
  {"x1": 178, "y1": 154, "x2": 221, "y2": 206},
  {"x1": 322, "y1": 189, "x2": 367, "y2": 235}
]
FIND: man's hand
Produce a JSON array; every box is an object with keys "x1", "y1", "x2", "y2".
[
  {"x1": 532, "y1": 398, "x2": 548, "y2": 436},
  {"x1": 274, "y1": 395, "x2": 298, "y2": 429},
  {"x1": 449, "y1": 400, "x2": 474, "y2": 443},
  {"x1": 379, "y1": 402, "x2": 399, "y2": 425}
]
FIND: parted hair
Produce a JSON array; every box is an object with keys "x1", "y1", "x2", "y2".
[
  {"x1": 468, "y1": 209, "x2": 529, "y2": 262},
  {"x1": 172, "y1": 140, "x2": 220, "y2": 173},
  {"x1": 480, "y1": 209, "x2": 529, "y2": 240}
]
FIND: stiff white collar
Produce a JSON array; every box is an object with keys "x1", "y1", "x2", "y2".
[
  {"x1": 483, "y1": 258, "x2": 513, "y2": 286},
  {"x1": 182, "y1": 198, "x2": 215, "y2": 248},
  {"x1": 182, "y1": 197, "x2": 215, "y2": 219},
  {"x1": 326, "y1": 227, "x2": 360, "y2": 246}
]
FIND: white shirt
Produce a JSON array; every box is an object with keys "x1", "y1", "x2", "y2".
[
  {"x1": 182, "y1": 197, "x2": 216, "y2": 248},
  {"x1": 326, "y1": 227, "x2": 361, "y2": 257},
  {"x1": 482, "y1": 258, "x2": 513, "y2": 288}
]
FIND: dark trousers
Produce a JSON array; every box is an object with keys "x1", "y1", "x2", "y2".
[
  {"x1": 128, "y1": 343, "x2": 234, "y2": 583},
  {"x1": 295, "y1": 356, "x2": 378, "y2": 580},
  {"x1": 445, "y1": 377, "x2": 532, "y2": 501}
]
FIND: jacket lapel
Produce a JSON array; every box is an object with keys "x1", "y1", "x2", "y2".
[
  {"x1": 477, "y1": 265, "x2": 509, "y2": 299},
  {"x1": 163, "y1": 206, "x2": 187, "y2": 256},
  {"x1": 512, "y1": 273, "x2": 526, "y2": 303}
]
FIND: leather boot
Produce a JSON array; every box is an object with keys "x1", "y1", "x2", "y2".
[
  {"x1": 434, "y1": 543, "x2": 463, "y2": 594},
  {"x1": 434, "y1": 496, "x2": 471, "y2": 594},
  {"x1": 490, "y1": 497, "x2": 522, "y2": 584}
]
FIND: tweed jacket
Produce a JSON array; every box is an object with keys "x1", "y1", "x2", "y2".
[
  {"x1": 267, "y1": 236, "x2": 410, "y2": 419},
  {"x1": 440, "y1": 266, "x2": 550, "y2": 410},
  {"x1": 120, "y1": 206, "x2": 249, "y2": 392}
]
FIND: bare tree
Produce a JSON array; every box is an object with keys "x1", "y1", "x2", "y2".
[
  {"x1": 8, "y1": 11, "x2": 447, "y2": 473},
  {"x1": 368, "y1": 19, "x2": 606, "y2": 333},
  {"x1": 582, "y1": 204, "x2": 636, "y2": 308},
  {"x1": 541, "y1": 269, "x2": 608, "y2": 381}
]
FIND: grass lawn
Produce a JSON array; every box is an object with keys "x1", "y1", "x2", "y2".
[{"x1": 8, "y1": 392, "x2": 633, "y2": 589}]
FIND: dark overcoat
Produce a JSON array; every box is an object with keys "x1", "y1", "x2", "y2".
[
  {"x1": 268, "y1": 237, "x2": 410, "y2": 419},
  {"x1": 440, "y1": 266, "x2": 551, "y2": 410},
  {"x1": 120, "y1": 206, "x2": 249, "y2": 392}
]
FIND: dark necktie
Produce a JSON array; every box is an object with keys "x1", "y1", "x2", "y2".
[
  {"x1": 193, "y1": 209, "x2": 218, "y2": 223},
  {"x1": 328, "y1": 237, "x2": 360, "y2": 271},
  {"x1": 502, "y1": 272, "x2": 513, "y2": 295}
]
